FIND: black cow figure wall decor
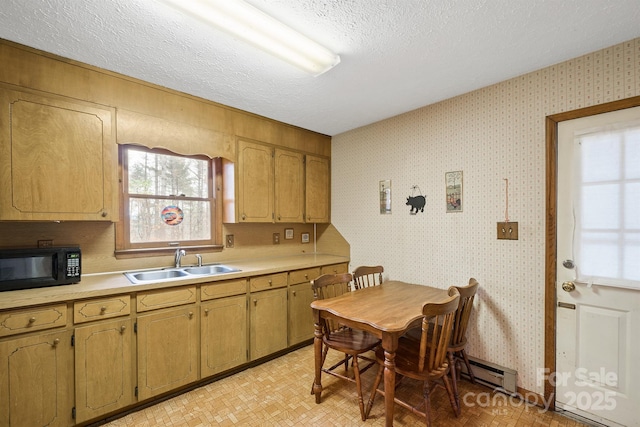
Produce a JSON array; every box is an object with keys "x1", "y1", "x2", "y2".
[{"x1": 406, "y1": 185, "x2": 426, "y2": 214}]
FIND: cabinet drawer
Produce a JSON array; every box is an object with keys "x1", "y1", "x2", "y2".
[
  {"x1": 201, "y1": 279, "x2": 247, "y2": 301},
  {"x1": 0, "y1": 304, "x2": 67, "y2": 337},
  {"x1": 249, "y1": 272, "x2": 288, "y2": 292},
  {"x1": 73, "y1": 295, "x2": 131, "y2": 324},
  {"x1": 137, "y1": 286, "x2": 196, "y2": 312},
  {"x1": 289, "y1": 267, "x2": 321, "y2": 285},
  {"x1": 320, "y1": 263, "x2": 349, "y2": 275}
]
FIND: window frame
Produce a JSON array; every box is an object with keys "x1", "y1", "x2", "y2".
[{"x1": 115, "y1": 144, "x2": 223, "y2": 258}]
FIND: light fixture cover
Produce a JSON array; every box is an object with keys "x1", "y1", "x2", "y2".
[{"x1": 159, "y1": 0, "x2": 340, "y2": 76}]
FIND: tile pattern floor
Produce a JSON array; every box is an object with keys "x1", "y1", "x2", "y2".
[{"x1": 99, "y1": 345, "x2": 588, "y2": 426}]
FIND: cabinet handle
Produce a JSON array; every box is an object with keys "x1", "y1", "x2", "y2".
[
  {"x1": 120, "y1": 325, "x2": 126, "y2": 333},
  {"x1": 188, "y1": 312, "x2": 194, "y2": 319},
  {"x1": 204, "y1": 308, "x2": 209, "y2": 315},
  {"x1": 293, "y1": 291, "x2": 297, "y2": 296},
  {"x1": 100, "y1": 306, "x2": 107, "y2": 313},
  {"x1": 28, "y1": 317, "x2": 36, "y2": 324},
  {"x1": 268, "y1": 279, "x2": 272, "y2": 286},
  {"x1": 242, "y1": 213, "x2": 246, "y2": 220},
  {"x1": 304, "y1": 274, "x2": 308, "y2": 279},
  {"x1": 52, "y1": 338, "x2": 60, "y2": 347},
  {"x1": 101, "y1": 211, "x2": 108, "y2": 217},
  {"x1": 253, "y1": 299, "x2": 257, "y2": 306}
]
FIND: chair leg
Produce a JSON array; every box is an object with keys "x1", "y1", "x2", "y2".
[
  {"x1": 460, "y1": 349, "x2": 476, "y2": 384},
  {"x1": 352, "y1": 356, "x2": 367, "y2": 421},
  {"x1": 442, "y1": 371, "x2": 460, "y2": 417},
  {"x1": 422, "y1": 380, "x2": 433, "y2": 427},
  {"x1": 364, "y1": 364, "x2": 384, "y2": 419},
  {"x1": 448, "y1": 351, "x2": 459, "y2": 407}
]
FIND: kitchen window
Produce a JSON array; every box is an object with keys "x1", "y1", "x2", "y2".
[{"x1": 116, "y1": 145, "x2": 223, "y2": 256}]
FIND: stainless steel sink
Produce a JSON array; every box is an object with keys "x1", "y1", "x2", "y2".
[
  {"x1": 183, "y1": 265, "x2": 239, "y2": 275},
  {"x1": 124, "y1": 264, "x2": 241, "y2": 284},
  {"x1": 125, "y1": 269, "x2": 188, "y2": 283}
]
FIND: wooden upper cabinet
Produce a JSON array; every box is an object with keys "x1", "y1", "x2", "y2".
[
  {"x1": 274, "y1": 148, "x2": 304, "y2": 223},
  {"x1": 0, "y1": 84, "x2": 117, "y2": 221},
  {"x1": 235, "y1": 140, "x2": 306, "y2": 224},
  {"x1": 237, "y1": 139, "x2": 274, "y2": 222},
  {"x1": 305, "y1": 155, "x2": 330, "y2": 223}
]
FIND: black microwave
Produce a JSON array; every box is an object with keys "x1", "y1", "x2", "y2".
[{"x1": 0, "y1": 246, "x2": 81, "y2": 292}]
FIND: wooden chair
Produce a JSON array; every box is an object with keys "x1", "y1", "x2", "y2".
[
  {"x1": 352, "y1": 265, "x2": 384, "y2": 289},
  {"x1": 447, "y1": 278, "x2": 479, "y2": 405},
  {"x1": 365, "y1": 287, "x2": 460, "y2": 426},
  {"x1": 403, "y1": 278, "x2": 479, "y2": 408},
  {"x1": 311, "y1": 273, "x2": 381, "y2": 421}
]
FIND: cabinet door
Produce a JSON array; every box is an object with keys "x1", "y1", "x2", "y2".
[
  {"x1": 305, "y1": 155, "x2": 330, "y2": 223},
  {"x1": 137, "y1": 306, "x2": 198, "y2": 400},
  {"x1": 274, "y1": 149, "x2": 304, "y2": 223},
  {"x1": 0, "y1": 85, "x2": 117, "y2": 221},
  {"x1": 237, "y1": 139, "x2": 273, "y2": 222},
  {"x1": 74, "y1": 318, "x2": 133, "y2": 423},
  {"x1": 288, "y1": 282, "x2": 316, "y2": 345},
  {"x1": 0, "y1": 330, "x2": 73, "y2": 427},
  {"x1": 249, "y1": 288, "x2": 287, "y2": 360},
  {"x1": 201, "y1": 295, "x2": 247, "y2": 377}
]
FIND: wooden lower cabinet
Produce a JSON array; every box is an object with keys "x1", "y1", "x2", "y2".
[
  {"x1": 288, "y1": 282, "x2": 316, "y2": 345},
  {"x1": 201, "y1": 295, "x2": 247, "y2": 376},
  {"x1": 288, "y1": 267, "x2": 320, "y2": 346},
  {"x1": 0, "y1": 330, "x2": 74, "y2": 427},
  {"x1": 74, "y1": 318, "x2": 134, "y2": 423},
  {"x1": 136, "y1": 305, "x2": 198, "y2": 401},
  {"x1": 249, "y1": 287, "x2": 288, "y2": 360}
]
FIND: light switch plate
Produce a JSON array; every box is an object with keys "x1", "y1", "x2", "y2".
[
  {"x1": 273, "y1": 233, "x2": 280, "y2": 244},
  {"x1": 226, "y1": 234, "x2": 234, "y2": 248},
  {"x1": 497, "y1": 222, "x2": 518, "y2": 240}
]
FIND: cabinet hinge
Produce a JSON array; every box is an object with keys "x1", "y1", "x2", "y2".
[
  {"x1": 72, "y1": 407, "x2": 76, "y2": 419},
  {"x1": 71, "y1": 335, "x2": 75, "y2": 347}
]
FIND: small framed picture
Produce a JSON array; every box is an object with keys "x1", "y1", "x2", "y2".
[
  {"x1": 301, "y1": 232, "x2": 310, "y2": 243},
  {"x1": 446, "y1": 171, "x2": 463, "y2": 212},
  {"x1": 379, "y1": 180, "x2": 391, "y2": 214},
  {"x1": 285, "y1": 228, "x2": 294, "y2": 240}
]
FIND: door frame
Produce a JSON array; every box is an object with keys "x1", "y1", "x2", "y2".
[{"x1": 544, "y1": 95, "x2": 640, "y2": 409}]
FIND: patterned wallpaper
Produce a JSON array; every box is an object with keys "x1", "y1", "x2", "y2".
[{"x1": 331, "y1": 37, "x2": 640, "y2": 394}]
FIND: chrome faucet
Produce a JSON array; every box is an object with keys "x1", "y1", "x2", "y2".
[
  {"x1": 174, "y1": 248, "x2": 186, "y2": 268},
  {"x1": 195, "y1": 254, "x2": 202, "y2": 267}
]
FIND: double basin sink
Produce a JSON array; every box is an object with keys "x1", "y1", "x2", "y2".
[{"x1": 124, "y1": 264, "x2": 240, "y2": 284}]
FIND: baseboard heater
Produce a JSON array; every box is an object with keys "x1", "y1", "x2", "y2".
[{"x1": 458, "y1": 355, "x2": 517, "y2": 394}]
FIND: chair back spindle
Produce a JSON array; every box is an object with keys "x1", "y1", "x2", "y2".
[{"x1": 352, "y1": 265, "x2": 384, "y2": 290}]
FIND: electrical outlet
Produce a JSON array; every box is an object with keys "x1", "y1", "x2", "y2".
[
  {"x1": 226, "y1": 234, "x2": 234, "y2": 248},
  {"x1": 273, "y1": 233, "x2": 280, "y2": 244},
  {"x1": 497, "y1": 222, "x2": 519, "y2": 240},
  {"x1": 38, "y1": 239, "x2": 53, "y2": 248}
]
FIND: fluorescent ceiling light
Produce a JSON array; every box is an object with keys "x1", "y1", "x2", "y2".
[{"x1": 159, "y1": 0, "x2": 341, "y2": 76}]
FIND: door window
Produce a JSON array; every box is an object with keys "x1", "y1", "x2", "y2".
[{"x1": 572, "y1": 124, "x2": 640, "y2": 288}]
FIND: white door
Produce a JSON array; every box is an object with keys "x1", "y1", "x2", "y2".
[{"x1": 556, "y1": 107, "x2": 640, "y2": 427}]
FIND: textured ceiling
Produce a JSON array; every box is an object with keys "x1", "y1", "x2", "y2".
[{"x1": 1, "y1": 0, "x2": 639, "y2": 136}]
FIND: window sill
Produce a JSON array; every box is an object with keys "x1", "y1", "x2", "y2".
[{"x1": 115, "y1": 245, "x2": 224, "y2": 259}]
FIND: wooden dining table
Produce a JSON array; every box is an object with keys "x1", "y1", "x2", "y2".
[{"x1": 310, "y1": 280, "x2": 451, "y2": 426}]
